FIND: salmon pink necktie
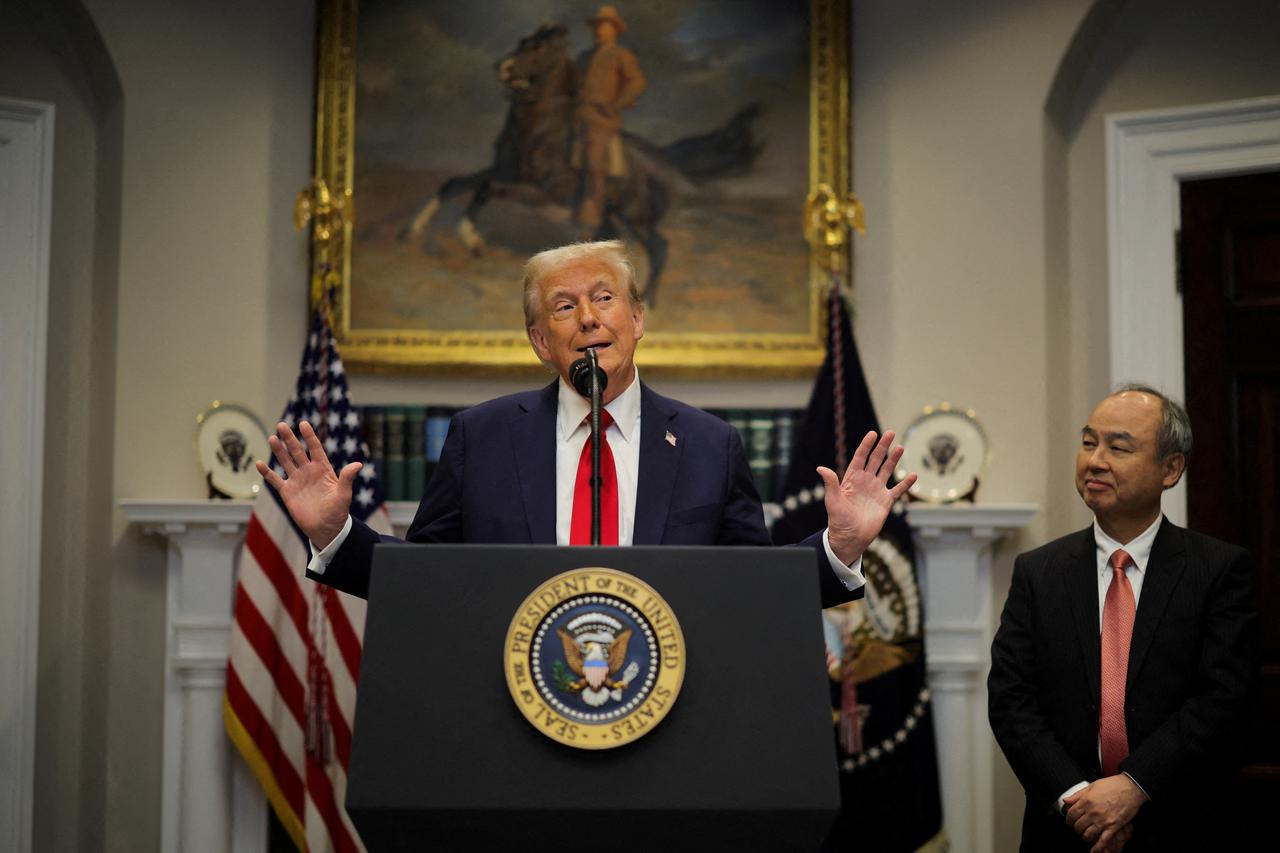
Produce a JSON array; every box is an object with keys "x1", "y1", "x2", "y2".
[
  {"x1": 570, "y1": 410, "x2": 617, "y2": 545},
  {"x1": 1100, "y1": 548, "x2": 1136, "y2": 776}
]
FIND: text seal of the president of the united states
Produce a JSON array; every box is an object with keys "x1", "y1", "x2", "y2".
[{"x1": 504, "y1": 567, "x2": 685, "y2": 749}]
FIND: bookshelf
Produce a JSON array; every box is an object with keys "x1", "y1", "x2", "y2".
[{"x1": 357, "y1": 405, "x2": 806, "y2": 505}]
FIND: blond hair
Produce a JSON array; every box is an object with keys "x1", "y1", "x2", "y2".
[{"x1": 521, "y1": 240, "x2": 641, "y2": 328}]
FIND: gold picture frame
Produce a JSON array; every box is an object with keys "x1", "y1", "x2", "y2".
[{"x1": 309, "y1": 0, "x2": 850, "y2": 375}]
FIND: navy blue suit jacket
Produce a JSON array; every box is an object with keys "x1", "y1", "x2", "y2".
[{"x1": 311, "y1": 380, "x2": 860, "y2": 609}]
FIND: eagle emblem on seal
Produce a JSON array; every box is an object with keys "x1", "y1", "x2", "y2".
[{"x1": 555, "y1": 613, "x2": 641, "y2": 707}]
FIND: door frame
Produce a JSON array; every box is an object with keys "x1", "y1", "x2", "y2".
[
  {"x1": 1106, "y1": 95, "x2": 1280, "y2": 525},
  {"x1": 0, "y1": 96, "x2": 54, "y2": 853}
]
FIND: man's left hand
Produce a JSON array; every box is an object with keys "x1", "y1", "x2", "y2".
[
  {"x1": 1064, "y1": 774, "x2": 1148, "y2": 848},
  {"x1": 819, "y1": 430, "x2": 917, "y2": 565}
]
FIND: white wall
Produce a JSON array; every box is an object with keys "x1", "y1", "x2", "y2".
[
  {"x1": 851, "y1": 2, "x2": 1090, "y2": 845},
  {"x1": 79, "y1": 0, "x2": 318, "y2": 848}
]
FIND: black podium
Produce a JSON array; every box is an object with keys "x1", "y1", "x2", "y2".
[{"x1": 347, "y1": 545, "x2": 841, "y2": 852}]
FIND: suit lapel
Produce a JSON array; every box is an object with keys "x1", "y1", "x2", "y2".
[
  {"x1": 1126, "y1": 518, "x2": 1185, "y2": 690},
  {"x1": 510, "y1": 381, "x2": 558, "y2": 544},
  {"x1": 632, "y1": 383, "x2": 680, "y2": 545},
  {"x1": 1065, "y1": 528, "x2": 1102, "y2": 708}
]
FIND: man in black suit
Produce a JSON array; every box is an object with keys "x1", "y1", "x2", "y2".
[
  {"x1": 989, "y1": 385, "x2": 1257, "y2": 852},
  {"x1": 259, "y1": 241, "x2": 915, "y2": 607}
]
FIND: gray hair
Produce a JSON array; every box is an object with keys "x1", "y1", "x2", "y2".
[
  {"x1": 521, "y1": 240, "x2": 641, "y2": 328},
  {"x1": 1111, "y1": 382, "x2": 1193, "y2": 461}
]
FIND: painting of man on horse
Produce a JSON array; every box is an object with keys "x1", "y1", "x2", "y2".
[{"x1": 350, "y1": 1, "x2": 812, "y2": 338}]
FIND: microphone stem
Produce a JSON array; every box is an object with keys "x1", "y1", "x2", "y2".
[{"x1": 588, "y1": 349, "x2": 602, "y2": 546}]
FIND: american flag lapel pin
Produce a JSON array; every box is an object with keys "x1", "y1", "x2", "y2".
[{"x1": 665, "y1": 430, "x2": 677, "y2": 447}]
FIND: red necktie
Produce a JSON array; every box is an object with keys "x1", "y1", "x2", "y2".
[
  {"x1": 570, "y1": 410, "x2": 617, "y2": 545},
  {"x1": 1100, "y1": 548, "x2": 1137, "y2": 776}
]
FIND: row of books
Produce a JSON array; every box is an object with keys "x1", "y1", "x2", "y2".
[
  {"x1": 707, "y1": 408, "x2": 806, "y2": 504},
  {"x1": 357, "y1": 405, "x2": 807, "y2": 504},
  {"x1": 360, "y1": 406, "x2": 466, "y2": 502}
]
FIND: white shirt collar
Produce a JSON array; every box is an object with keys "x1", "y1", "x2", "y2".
[
  {"x1": 1092, "y1": 514, "x2": 1162, "y2": 575},
  {"x1": 556, "y1": 369, "x2": 641, "y2": 444}
]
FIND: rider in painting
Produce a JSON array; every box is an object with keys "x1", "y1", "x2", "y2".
[{"x1": 573, "y1": 5, "x2": 647, "y2": 231}]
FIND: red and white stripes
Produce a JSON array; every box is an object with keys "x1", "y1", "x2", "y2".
[{"x1": 224, "y1": 493, "x2": 390, "y2": 852}]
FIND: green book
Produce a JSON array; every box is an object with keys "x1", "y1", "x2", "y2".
[
  {"x1": 383, "y1": 406, "x2": 407, "y2": 501},
  {"x1": 404, "y1": 405, "x2": 426, "y2": 500},
  {"x1": 748, "y1": 410, "x2": 775, "y2": 499},
  {"x1": 361, "y1": 406, "x2": 386, "y2": 494},
  {"x1": 726, "y1": 408, "x2": 750, "y2": 455},
  {"x1": 771, "y1": 409, "x2": 797, "y2": 501}
]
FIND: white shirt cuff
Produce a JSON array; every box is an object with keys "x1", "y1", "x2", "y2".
[
  {"x1": 306, "y1": 515, "x2": 353, "y2": 576},
  {"x1": 822, "y1": 528, "x2": 865, "y2": 591},
  {"x1": 1056, "y1": 781, "x2": 1089, "y2": 815}
]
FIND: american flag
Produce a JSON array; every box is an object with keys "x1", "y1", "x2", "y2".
[{"x1": 223, "y1": 307, "x2": 390, "y2": 852}]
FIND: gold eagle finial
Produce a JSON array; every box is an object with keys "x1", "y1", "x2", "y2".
[{"x1": 804, "y1": 183, "x2": 865, "y2": 273}]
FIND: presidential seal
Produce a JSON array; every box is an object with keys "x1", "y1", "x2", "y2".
[{"x1": 504, "y1": 568, "x2": 685, "y2": 749}]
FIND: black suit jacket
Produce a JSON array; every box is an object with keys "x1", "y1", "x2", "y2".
[
  {"x1": 313, "y1": 381, "x2": 860, "y2": 609},
  {"x1": 988, "y1": 519, "x2": 1257, "y2": 851}
]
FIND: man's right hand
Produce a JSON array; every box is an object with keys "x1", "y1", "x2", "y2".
[
  {"x1": 1092, "y1": 821, "x2": 1133, "y2": 853},
  {"x1": 256, "y1": 420, "x2": 360, "y2": 550}
]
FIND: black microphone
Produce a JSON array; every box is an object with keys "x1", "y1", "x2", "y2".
[
  {"x1": 571, "y1": 349, "x2": 608, "y2": 545},
  {"x1": 569, "y1": 353, "x2": 608, "y2": 398}
]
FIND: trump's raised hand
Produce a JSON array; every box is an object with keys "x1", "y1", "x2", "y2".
[
  {"x1": 818, "y1": 430, "x2": 917, "y2": 565},
  {"x1": 255, "y1": 420, "x2": 360, "y2": 549}
]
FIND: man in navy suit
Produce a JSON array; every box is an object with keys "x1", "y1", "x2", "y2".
[
  {"x1": 259, "y1": 241, "x2": 915, "y2": 607},
  {"x1": 988, "y1": 386, "x2": 1257, "y2": 852}
]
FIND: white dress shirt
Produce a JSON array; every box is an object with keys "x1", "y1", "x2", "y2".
[
  {"x1": 554, "y1": 370, "x2": 641, "y2": 544},
  {"x1": 1056, "y1": 515, "x2": 1161, "y2": 812}
]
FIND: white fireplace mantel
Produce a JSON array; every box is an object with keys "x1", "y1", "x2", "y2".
[
  {"x1": 121, "y1": 499, "x2": 264, "y2": 853},
  {"x1": 123, "y1": 498, "x2": 1035, "y2": 853},
  {"x1": 907, "y1": 503, "x2": 1038, "y2": 853}
]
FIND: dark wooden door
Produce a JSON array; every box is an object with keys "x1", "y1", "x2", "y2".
[{"x1": 1180, "y1": 170, "x2": 1280, "y2": 825}]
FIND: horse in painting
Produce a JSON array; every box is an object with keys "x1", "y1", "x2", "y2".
[{"x1": 400, "y1": 23, "x2": 763, "y2": 307}]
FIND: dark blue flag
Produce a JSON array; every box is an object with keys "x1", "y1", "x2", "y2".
[{"x1": 772, "y1": 284, "x2": 945, "y2": 852}]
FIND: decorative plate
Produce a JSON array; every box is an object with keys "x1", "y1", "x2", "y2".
[
  {"x1": 195, "y1": 402, "x2": 271, "y2": 498},
  {"x1": 895, "y1": 404, "x2": 987, "y2": 503}
]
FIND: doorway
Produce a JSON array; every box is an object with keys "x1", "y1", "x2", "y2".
[{"x1": 1180, "y1": 169, "x2": 1280, "y2": 827}]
